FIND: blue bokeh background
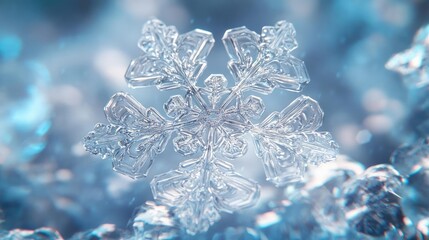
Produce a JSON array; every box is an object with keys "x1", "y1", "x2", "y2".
[{"x1": 0, "y1": 0, "x2": 429, "y2": 237}]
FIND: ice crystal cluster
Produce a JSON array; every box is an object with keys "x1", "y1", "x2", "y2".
[
  {"x1": 84, "y1": 19, "x2": 338, "y2": 234},
  {"x1": 386, "y1": 24, "x2": 429, "y2": 88},
  {"x1": 391, "y1": 139, "x2": 429, "y2": 225}
]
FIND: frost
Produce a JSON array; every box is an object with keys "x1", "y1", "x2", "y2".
[
  {"x1": 386, "y1": 24, "x2": 429, "y2": 88},
  {"x1": 84, "y1": 19, "x2": 339, "y2": 234}
]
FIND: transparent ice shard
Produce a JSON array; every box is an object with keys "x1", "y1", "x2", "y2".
[
  {"x1": 386, "y1": 24, "x2": 429, "y2": 88},
  {"x1": 392, "y1": 140, "x2": 429, "y2": 224},
  {"x1": 341, "y1": 164, "x2": 406, "y2": 237},
  {"x1": 84, "y1": 19, "x2": 338, "y2": 234},
  {"x1": 401, "y1": 168, "x2": 429, "y2": 226},
  {"x1": 130, "y1": 201, "x2": 179, "y2": 240},
  {"x1": 390, "y1": 138, "x2": 429, "y2": 177},
  {"x1": 302, "y1": 156, "x2": 365, "y2": 235}
]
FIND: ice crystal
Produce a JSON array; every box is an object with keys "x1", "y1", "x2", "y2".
[
  {"x1": 391, "y1": 139, "x2": 429, "y2": 224},
  {"x1": 84, "y1": 19, "x2": 339, "y2": 234},
  {"x1": 130, "y1": 201, "x2": 179, "y2": 239},
  {"x1": 255, "y1": 156, "x2": 363, "y2": 239},
  {"x1": 341, "y1": 164, "x2": 406, "y2": 237},
  {"x1": 390, "y1": 138, "x2": 429, "y2": 177},
  {"x1": 386, "y1": 24, "x2": 429, "y2": 88}
]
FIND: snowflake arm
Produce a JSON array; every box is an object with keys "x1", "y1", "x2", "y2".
[
  {"x1": 84, "y1": 92, "x2": 173, "y2": 178},
  {"x1": 220, "y1": 21, "x2": 310, "y2": 110},
  {"x1": 151, "y1": 128, "x2": 259, "y2": 235},
  {"x1": 125, "y1": 19, "x2": 214, "y2": 110},
  {"x1": 251, "y1": 96, "x2": 339, "y2": 186}
]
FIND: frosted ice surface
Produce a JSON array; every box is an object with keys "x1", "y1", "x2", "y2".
[
  {"x1": 341, "y1": 164, "x2": 405, "y2": 237},
  {"x1": 84, "y1": 19, "x2": 338, "y2": 234},
  {"x1": 0, "y1": 227, "x2": 63, "y2": 240},
  {"x1": 386, "y1": 24, "x2": 429, "y2": 88},
  {"x1": 70, "y1": 224, "x2": 121, "y2": 240}
]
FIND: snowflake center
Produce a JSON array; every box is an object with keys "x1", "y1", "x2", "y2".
[{"x1": 204, "y1": 110, "x2": 223, "y2": 127}]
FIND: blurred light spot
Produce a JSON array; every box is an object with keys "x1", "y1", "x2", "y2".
[
  {"x1": 56, "y1": 169, "x2": 73, "y2": 182},
  {"x1": 336, "y1": 124, "x2": 359, "y2": 149},
  {"x1": 0, "y1": 145, "x2": 11, "y2": 164},
  {"x1": 374, "y1": 0, "x2": 411, "y2": 28},
  {"x1": 259, "y1": 185, "x2": 277, "y2": 206},
  {"x1": 36, "y1": 121, "x2": 51, "y2": 136},
  {"x1": 356, "y1": 129, "x2": 372, "y2": 144},
  {"x1": 364, "y1": 114, "x2": 393, "y2": 134},
  {"x1": 0, "y1": 34, "x2": 22, "y2": 60},
  {"x1": 388, "y1": 99, "x2": 405, "y2": 119},
  {"x1": 22, "y1": 142, "x2": 47, "y2": 158},
  {"x1": 107, "y1": 175, "x2": 132, "y2": 199},
  {"x1": 10, "y1": 86, "x2": 49, "y2": 129},
  {"x1": 49, "y1": 85, "x2": 83, "y2": 106},
  {"x1": 418, "y1": 218, "x2": 429, "y2": 236},
  {"x1": 93, "y1": 48, "x2": 129, "y2": 88},
  {"x1": 362, "y1": 89, "x2": 387, "y2": 112},
  {"x1": 121, "y1": 0, "x2": 159, "y2": 19},
  {"x1": 26, "y1": 61, "x2": 51, "y2": 83},
  {"x1": 285, "y1": 0, "x2": 318, "y2": 18},
  {"x1": 54, "y1": 197, "x2": 74, "y2": 209},
  {"x1": 256, "y1": 211, "x2": 281, "y2": 228},
  {"x1": 72, "y1": 142, "x2": 86, "y2": 157}
]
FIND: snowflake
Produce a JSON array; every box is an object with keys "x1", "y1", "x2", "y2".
[
  {"x1": 386, "y1": 24, "x2": 429, "y2": 88},
  {"x1": 84, "y1": 19, "x2": 339, "y2": 235}
]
